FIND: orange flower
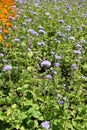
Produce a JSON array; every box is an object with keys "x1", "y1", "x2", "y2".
[
  {"x1": 4, "y1": 22, "x2": 11, "y2": 28},
  {"x1": 3, "y1": 29, "x2": 9, "y2": 33},
  {"x1": 0, "y1": 14, "x2": 4, "y2": 19},
  {"x1": 0, "y1": 0, "x2": 17, "y2": 45},
  {"x1": 3, "y1": 8, "x2": 8, "y2": 15},
  {"x1": 5, "y1": 43, "x2": 9, "y2": 47}
]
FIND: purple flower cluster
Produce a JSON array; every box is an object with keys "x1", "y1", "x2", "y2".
[
  {"x1": 45, "y1": 74, "x2": 52, "y2": 79},
  {"x1": 3, "y1": 65, "x2": 12, "y2": 71},
  {"x1": 13, "y1": 38, "x2": 20, "y2": 42},
  {"x1": 41, "y1": 60, "x2": 51, "y2": 68},
  {"x1": 41, "y1": 121, "x2": 50, "y2": 130},
  {"x1": 27, "y1": 29, "x2": 38, "y2": 36},
  {"x1": 58, "y1": 100, "x2": 64, "y2": 105}
]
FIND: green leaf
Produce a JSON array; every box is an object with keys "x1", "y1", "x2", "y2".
[
  {"x1": 11, "y1": 104, "x2": 17, "y2": 109},
  {"x1": 20, "y1": 126, "x2": 25, "y2": 130},
  {"x1": 28, "y1": 51, "x2": 33, "y2": 58}
]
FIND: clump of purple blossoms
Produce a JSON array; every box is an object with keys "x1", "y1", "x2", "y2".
[
  {"x1": 45, "y1": 74, "x2": 52, "y2": 79},
  {"x1": 58, "y1": 19, "x2": 64, "y2": 23},
  {"x1": 38, "y1": 29, "x2": 45, "y2": 34},
  {"x1": 74, "y1": 50, "x2": 81, "y2": 54},
  {"x1": 41, "y1": 60, "x2": 51, "y2": 68},
  {"x1": 37, "y1": 42, "x2": 45, "y2": 46},
  {"x1": 54, "y1": 62, "x2": 60, "y2": 67},
  {"x1": 80, "y1": 39, "x2": 86, "y2": 44},
  {"x1": 3, "y1": 65, "x2": 12, "y2": 71},
  {"x1": 55, "y1": 55, "x2": 62, "y2": 60},
  {"x1": 66, "y1": 25, "x2": 71, "y2": 31},
  {"x1": 26, "y1": 18, "x2": 32, "y2": 23},
  {"x1": 58, "y1": 100, "x2": 64, "y2": 105},
  {"x1": 0, "y1": 53, "x2": 4, "y2": 57},
  {"x1": 27, "y1": 29, "x2": 38, "y2": 36},
  {"x1": 71, "y1": 64, "x2": 78, "y2": 70},
  {"x1": 41, "y1": 121, "x2": 50, "y2": 130},
  {"x1": 76, "y1": 44, "x2": 82, "y2": 50},
  {"x1": 13, "y1": 38, "x2": 20, "y2": 42},
  {"x1": 68, "y1": 36, "x2": 75, "y2": 41}
]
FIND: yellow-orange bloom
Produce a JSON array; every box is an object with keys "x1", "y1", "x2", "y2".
[
  {"x1": 0, "y1": 35, "x2": 3, "y2": 42},
  {"x1": 3, "y1": 29, "x2": 9, "y2": 33},
  {"x1": 5, "y1": 43, "x2": 9, "y2": 47}
]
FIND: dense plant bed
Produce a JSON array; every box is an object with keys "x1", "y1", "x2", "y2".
[{"x1": 0, "y1": 0, "x2": 87, "y2": 129}]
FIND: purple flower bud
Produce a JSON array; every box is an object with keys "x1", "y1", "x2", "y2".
[
  {"x1": 57, "y1": 100, "x2": 64, "y2": 105},
  {"x1": 37, "y1": 42, "x2": 45, "y2": 46},
  {"x1": 3, "y1": 65, "x2": 12, "y2": 71},
  {"x1": 71, "y1": 64, "x2": 78, "y2": 70},
  {"x1": 80, "y1": 39, "x2": 86, "y2": 44},
  {"x1": 13, "y1": 38, "x2": 20, "y2": 42},
  {"x1": 68, "y1": 36, "x2": 75, "y2": 41},
  {"x1": 66, "y1": 25, "x2": 71, "y2": 31},
  {"x1": 45, "y1": 74, "x2": 52, "y2": 79},
  {"x1": 81, "y1": 75, "x2": 85, "y2": 79},
  {"x1": 76, "y1": 44, "x2": 82, "y2": 49},
  {"x1": 41, "y1": 121, "x2": 50, "y2": 130},
  {"x1": 26, "y1": 19, "x2": 32, "y2": 23},
  {"x1": 51, "y1": 70, "x2": 57, "y2": 74},
  {"x1": 38, "y1": 29, "x2": 45, "y2": 34},
  {"x1": 74, "y1": 50, "x2": 81, "y2": 54},
  {"x1": 27, "y1": 29, "x2": 38, "y2": 36},
  {"x1": 58, "y1": 19, "x2": 64, "y2": 23},
  {"x1": 55, "y1": 55, "x2": 62, "y2": 60},
  {"x1": 54, "y1": 62, "x2": 60, "y2": 67},
  {"x1": 9, "y1": 16, "x2": 15, "y2": 20},
  {"x1": 0, "y1": 53, "x2": 4, "y2": 57},
  {"x1": 41, "y1": 60, "x2": 51, "y2": 68}
]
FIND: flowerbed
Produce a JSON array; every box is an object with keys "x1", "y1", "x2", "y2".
[
  {"x1": 0, "y1": 0, "x2": 17, "y2": 44},
  {"x1": 0, "y1": 0, "x2": 87, "y2": 130}
]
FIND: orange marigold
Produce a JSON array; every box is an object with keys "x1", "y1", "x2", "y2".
[
  {"x1": 3, "y1": 29, "x2": 9, "y2": 33},
  {"x1": 5, "y1": 43, "x2": 9, "y2": 47}
]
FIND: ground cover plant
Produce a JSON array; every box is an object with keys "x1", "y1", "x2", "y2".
[{"x1": 0, "y1": 0, "x2": 87, "y2": 129}]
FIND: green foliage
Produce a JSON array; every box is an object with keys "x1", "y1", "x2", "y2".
[{"x1": 0, "y1": 0, "x2": 87, "y2": 129}]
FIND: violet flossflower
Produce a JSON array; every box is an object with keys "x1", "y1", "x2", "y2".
[
  {"x1": 74, "y1": 50, "x2": 81, "y2": 54},
  {"x1": 3, "y1": 65, "x2": 12, "y2": 71},
  {"x1": 41, "y1": 60, "x2": 51, "y2": 68},
  {"x1": 55, "y1": 55, "x2": 62, "y2": 60},
  {"x1": 76, "y1": 44, "x2": 82, "y2": 49},
  {"x1": 45, "y1": 74, "x2": 52, "y2": 79},
  {"x1": 41, "y1": 121, "x2": 50, "y2": 130},
  {"x1": 38, "y1": 29, "x2": 45, "y2": 34},
  {"x1": 26, "y1": 18, "x2": 32, "y2": 23},
  {"x1": 51, "y1": 70, "x2": 57, "y2": 75},
  {"x1": 66, "y1": 25, "x2": 71, "y2": 31},
  {"x1": 13, "y1": 38, "x2": 20, "y2": 42},
  {"x1": 68, "y1": 36, "x2": 75, "y2": 41},
  {"x1": 58, "y1": 100, "x2": 64, "y2": 105},
  {"x1": 37, "y1": 42, "x2": 45, "y2": 46},
  {"x1": 80, "y1": 39, "x2": 86, "y2": 44},
  {"x1": 54, "y1": 62, "x2": 60, "y2": 67},
  {"x1": 71, "y1": 64, "x2": 78, "y2": 70},
  {"x1": 58, "y1": 19, "x2": 64, "y2": 23},
  {"x1": 27, "y1": 29, "x2": 38, "y2": 36},
  {"x1": 0, "y1": 53, "x2": 4, "y2": 57}
]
